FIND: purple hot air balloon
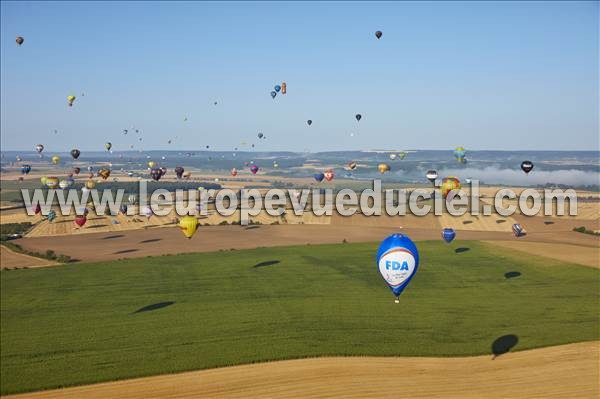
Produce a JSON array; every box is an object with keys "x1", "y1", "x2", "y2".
[{"x1": 250, "y1": 165, "x2": 259, "y2": 175}]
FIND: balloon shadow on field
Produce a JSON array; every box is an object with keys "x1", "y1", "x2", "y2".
[
  {"x1": 455, "y1": 247, "x2": 470, "y2": 254},
  {"x1": 245, "y1": 226, "x2": 260, "y2": 230},
  {"x1": 103, "y1": 234, "x2": 125, "y2": 240},
  {"x1": 132, "y1": 301, "x2": 175, "y2": 314},
  {"x1": 140, "y1": 238, "x2": 162, "y2": 244},
  {"x1": 254, "y1": 260, "x2": 281, "y2": 268},
  {"x1": 505, "y1": 271, "x2": 521, "y2": 279},
  {"x1": 544, "y1": 221, "x2": 555, "y2": 225},
  {"x1": 462, "y1": 220, "x2": 473, "y2": 225},
  {"x1": 113, "y1": 249, "x2": 139, "y2": 254},
  {"x1": 492, "y1": 334, "x2": 519, "y2": 358},
  {"x1": 496, "y1": 219, "x2": 506, "y2": 224}
]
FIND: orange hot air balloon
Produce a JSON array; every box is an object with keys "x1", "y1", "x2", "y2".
[
  {"x1": 440, "y1": 177, "x2": 461, "y2": 199},
  {"x1": 231, "y1": 168, "x2": 238, "y2": 177},
  {"x1": 281, "y1": 82, "x2": 287, "y2": 94},
  {"x1": 377, "y1": 163, "x2": 391, "y2": 174},
  {"x1": 98, "y1": 168, "x2": 111, "y2": 180}
]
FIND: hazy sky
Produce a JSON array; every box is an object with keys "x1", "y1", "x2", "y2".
[{"x1": 1, "y1": 1, "x2": 598, "y2": 152}]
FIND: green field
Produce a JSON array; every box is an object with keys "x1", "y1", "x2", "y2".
[{"x1": 1, "y1": 241, "x2": 598, "y2": 394}]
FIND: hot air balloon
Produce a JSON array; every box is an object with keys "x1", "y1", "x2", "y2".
[
  {"x1": 45, "y1": 177, "x2": 59, "y2": 189},
  {"x1": 150, "y1": 168, "x2": 163, "y2": 181},
  {"x1": 128, "y1": 194, "x2": 137, "y2": 204},
  {"x1": 442, "y1": 228, "x2": 456, "y2": 243},
  {"x1": 183, "y1": 172, "x2": 191, "y2": 179},
  {"x1": 346, "y1": 161, "x2": 358, "y2": 170},
  {"x1": 70, "y1": 149, "x2": 81, "y2": 159},
  {"x1": 67, "y1": 95, "x2": 76, "y2": 107},
  {"x1": 389, "y1": 154, "x2": 397, "y2": 161},
  {"x1": 258, "y1": 132, "x2": 264, "y2": 139},
  {"x1": 281, "y1": 82, "x2": 287, "y2": 94},
  {"x1": 16, "y1": 155, "x2": 22, "y2": 162},
  {"x1": 274, "y1": 85, "x2": 281, "y2": 92},
  {"x1": 521, "y1": 161, "x2": 534, "y2": 174},
  {"x1": 175, "y1": 166, "x2": 184, "y2": 179},
  {"x1": 426, "y1": 170, "x2": 438, "y2": 184},
  {"x1": 72, "y1": 167, "x2": 81, "y2": 175},
  {"x1": 270, "y1": 91, "x2": 277, "y2": 99},
  {"x1": 40, "y1": 176, "x2": 47, "y2": 186},
  {"x1": 250, "y1": 165, "x2": 259, "y2": 175},
  {"x1": 178, "y1": 215, "x2": 199, "y2": 239},
  {"x1": 324, "y1": 169, "x2": 335, "y2": 182},
  {"x1": 314, "y1": 173, "x2": 325, "y2": 183},
  {"x1": 273, "y1": 161, "x2": 279, "y2": 168},
  {"x1": 355, "y1": 114, "x2": 362, "y2": 122},
  {"x1": 16, "y1": 36, "x2": 24, "y2": 46},
  {"x1": 375, "y1": 31, "x2": 382, "y2": 39},
  {"x1": 160, "y1": 166, "x2": 167, "y2": 175},
  {"x1": 85, "y1": 179, "x2": 96, "y2": 189},
  {"x1": 33, "y1": 204, "x2": 42, "y2": 215},
  {"x1": 74, "y1": 215, "x2": 87, "y2": 228},
  {"x1": 98, "y1": 168, "x2": 111, "y2": 180},
  {"x1": 35, "y1": 144, "x2": 44, "y2": 153},
  {"x1": 378, "y1": 163, "x2": 391, "y2": 174},
  {"x1": 454, "y1": 147, "x2": 466, "y2": 163},
  {"x1": 399, "y1": 152, "x2": 407, "y2": 160},
  {"x1": 231, "y1": 168, "x2": 238, "y2": 177},
  {"x1": 147, "y1": 161, "x2": 156, "y2": 168},
  {"x1": 47, "y1": 210, "x2": 57, "y2": 222},
  {"x1": 441, "y1": 177, "x2": 461, "y2": 199},
  {"x1": 105, "y1": 142, "x2": 112, "y2": 151},
  {"x1": 307, "y1": 120, "x2": 312, "y2": 126},
  {"x1": 376, "y1": 233, "x2": 420, "y2": 303},
  {"x1": 119, "y1": 204, "x2": 128, "y2": 215},
  {"x1": 512, "y1": 223, "x2": 525, "y2": 237},
  {"x1": 51, "y1": 155, "x2": 61, "y2": 165},
  {"x1": 21, "y1": 165, "x2": 31, "y2": 175}
]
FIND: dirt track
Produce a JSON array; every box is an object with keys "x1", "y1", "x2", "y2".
[{"x1": 6, "y1": 341, "x2": 598, "y2": 399}]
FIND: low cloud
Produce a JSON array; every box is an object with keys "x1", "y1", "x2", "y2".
[{"x1": 436, "y1": 167, "x2": 599, "y2": 186}]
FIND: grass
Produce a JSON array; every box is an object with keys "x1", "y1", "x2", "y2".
[{"x1": 1, "y1": 240, "x2": 598, "y2": 394}]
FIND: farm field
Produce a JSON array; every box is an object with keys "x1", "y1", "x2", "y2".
[{"x1": 1, "y1": 241, "x2": 598, "y2": 395}]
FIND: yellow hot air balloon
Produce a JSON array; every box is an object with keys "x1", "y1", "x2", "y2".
[
  {"x1": 148, "y1": 161, "x2": 156, "y2": 168},
  {"x1": 441, "y1": 176, "x2": 461, "y2": 199},
  {"x1": 67, "y1": 95, "x2": 76, "y2": 107},
  {"x1": 45, "y1": 176, "x2": 59, "y2": 189},
  {"x1": 40, "y1": 176, "x2": 47, "y2": 185},
  {"x1": 378, "y1": 163, "x2": 391, "y2": 174},
  {"x1": 178, "y1": 215, "x2": 199, "y2": 239},
  {"x1": 51, "y1": 155, "x2": 61, "y2": 165},
  {"x1": 85, "y1": 179, "x2": 96, "y2": 189}
]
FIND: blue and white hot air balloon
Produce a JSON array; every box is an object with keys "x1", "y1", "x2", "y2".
[
  {"x1": 376, "y1": 234, "x2": 420, "y2": 303},
  {"x1": 441, "y1": 228, "x2": 456, "y2": 244}
]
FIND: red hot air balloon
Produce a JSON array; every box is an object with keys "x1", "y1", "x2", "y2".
[
  {"x1": 74, "y1": 215, "x2": 87, "y2": 228},
  {"x1": 250, "y1": 165, "x2": 259, "y2": 175}
]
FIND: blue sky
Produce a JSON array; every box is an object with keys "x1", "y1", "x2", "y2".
[{"x1": 1, "y1": 1, "x2": 597, "y2": 152}]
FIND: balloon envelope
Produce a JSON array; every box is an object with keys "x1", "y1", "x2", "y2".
[
  {"x1": 314, "y1": 173, "x2": 325, "y2": 183},
  {"x1": 441, "y1": 177, "x2": 461, "y2": 199},
  {"x1": 521, "y1": 161, "x2": 534, "y2": 174},
  {"x1": 376, "y1": 234, "x2": 420, "y2": 299},
  {"x1": 178, "y1": 215, "x2": 199, "y2": 239},
  {"x1": 375, "y1": 31, "x2": 382, "y2": 39},
  {"x1": 442, "y1": 228, "x2": 456, "y2": 243}
]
